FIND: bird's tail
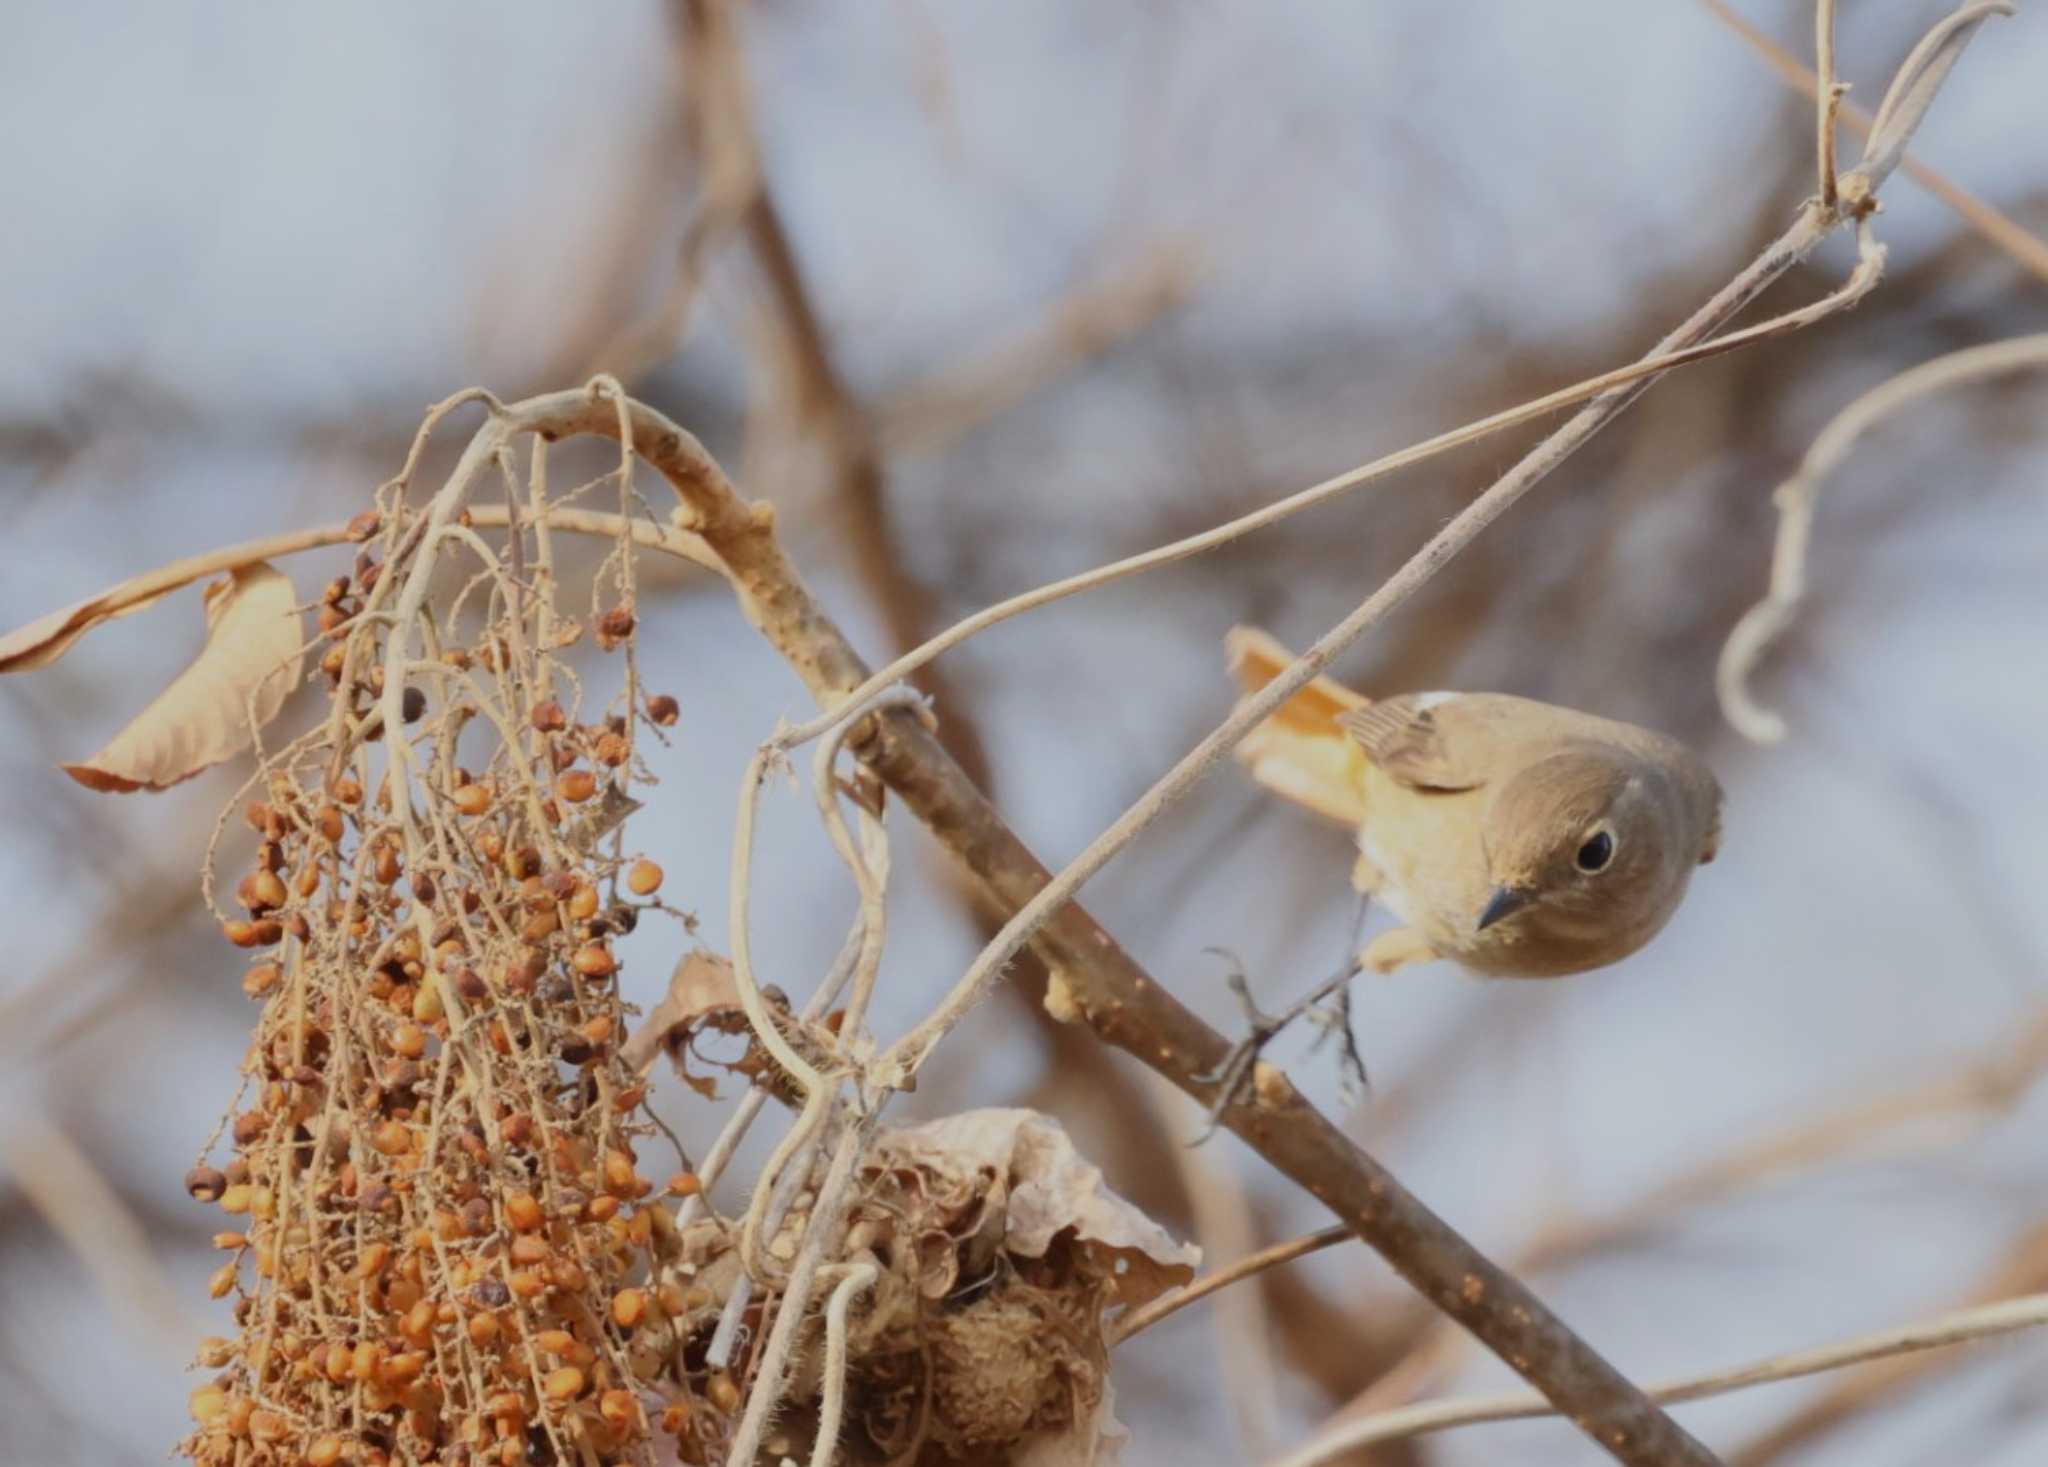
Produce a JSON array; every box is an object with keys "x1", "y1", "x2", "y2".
[{"x1": 1225, "y1": 625, "x2": 1373, "y2": 828}]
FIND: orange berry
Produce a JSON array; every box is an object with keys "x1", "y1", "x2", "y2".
[
  {"x1": 218, "y1": 1184, "x2": 254, "y2": 1215},
  {"x1": 602, "y1": 1151, "x2": 638, "y2": 1197},
  {"x1": 380, "y1": 1351, "x2": 427, "y2": 1386},
  {"x1": 207, "y1": 1261, "x2": 238, "y2": 1299},
  {"x1": 241, "y1": 963, "x2": 281, "y2": 998},
  {"x1": 506, "y1": 1193, "x2": 543, "y2": 1232},
  {"x1": 665, "y1": 1172, "x2": 702, "y2": 1198},
  {"x1": 599, "y1": 1390, "x2": 638, "y2": 1431},
  {"x1": 555, "y1": 770, "x2": 597, "y2": 804},
  {"x1": 543, "y1": 1366, "x2": 585, "y2": 1403},
  {"x1": 391, "y1": 1023, "x2": 426, "y2": 1059},
  {"x1": 572, "y1": 945, "x2": 616, "y2": 979},
  {"x1": 188, "y1": 1385, "x2": 229, "y2": 1423},
  {"x1": 708, "y1": 1371, "x2": 740, "y2": 1413},
  {"x1": 610, "y1": 1289, "x2": 646, "y2": 1329},
  {"x1": 466, "y1": 1312, "x2": 500, "y2": 1348},
  {"x1": 567, "y1": 884, "x2": 600, "y2": 921},
  {"x1": 452, "y1": 783, "x2": 491, "y2": 817},
  {"x1": 626, "y1": 860, "x2": 662, "y2": 897},
  {"x1": 307, "y1": 1434, "x2": 345, "y2": 1466},
  {"x1": 371, "y1": 1120, "x2": 411, "y2": 1156}
]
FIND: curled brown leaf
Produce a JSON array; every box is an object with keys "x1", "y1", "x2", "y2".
[{"x1": 61, "y1": 563, "x2": 306, "y2": 793}]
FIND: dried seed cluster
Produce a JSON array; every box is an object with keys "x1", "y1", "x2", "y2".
[{"x1": 179, "y1": 494, "x2": 703, "y2": 1467}]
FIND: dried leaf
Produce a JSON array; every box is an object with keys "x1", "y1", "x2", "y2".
[
  {"x1": 62, "y1": 563, "x2": 305, "y2": 793},
  {"x1": 875, "y1": 1109, "x2": 1198, "y2": 1307},
  {"x1": 622, "y1": 949, "x2": 741, "y2": 1074},
  {"x1": 0, "y1": 583, "x2": 179, "y2": 674}
]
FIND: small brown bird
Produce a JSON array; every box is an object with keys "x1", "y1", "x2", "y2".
[{"x1": 1229, "y1": 627, "x2": 1723, "y2": 979}]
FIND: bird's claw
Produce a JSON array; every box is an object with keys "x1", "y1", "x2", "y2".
[{"x1": 1188, "y1": 952, "x2": 1367, "y2": 1145}]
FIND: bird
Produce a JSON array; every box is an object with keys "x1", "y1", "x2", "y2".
[{"x1": 1228, "y1": 625, "x2": 1723, "y2": 980}]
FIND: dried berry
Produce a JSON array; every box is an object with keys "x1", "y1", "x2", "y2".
[
  {"x1": 593, "y1": 606, "x2": 635, "y2": 650},
  {"x1": 186, "y1": 1166, "x2": 229, "y2": 1203},
  {"x1": 646, "y1": 693, "x2": 679, "y2": 726},
  {"x1": 556, "y1": 770, "x2": 597, "y2": 804}
]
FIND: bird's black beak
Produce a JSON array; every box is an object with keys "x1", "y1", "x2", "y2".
[{"x1": 1476, "y1": 885, "x2": 1535, "y2": 932}]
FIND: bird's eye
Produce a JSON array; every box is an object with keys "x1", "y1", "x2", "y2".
[{"x1": 1575, "y1": 829, "x2": 1615, "y2": 873}]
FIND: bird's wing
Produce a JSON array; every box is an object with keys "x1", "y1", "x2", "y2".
[{"x1": 1337, "y1": 696, "x2": 1485, "y2": 792}]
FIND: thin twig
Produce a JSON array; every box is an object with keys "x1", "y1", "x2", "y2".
[
  {"x1": 1814, "y1": 0, "x2": 1842, "y2": 211},
  {"x1": 1698, "y1": 0, "x2": 2048, "y2": 284},
  {"x1": 1732, "y1": 1226, "x2": 2048, "y2": 1467},
  {"x1": 770, "y1": 236, "x2": 1886, "y2": 775},
  {"x1": 1266, "y1": 1289, "x2": 2048, "y2": 1467},
  {"x1": 1110, "y1": 1223, "x2": 1351, "y2": 1347},
  {"x1": 1718, "y1": 331, "x2": 2048, "y2": 741}
]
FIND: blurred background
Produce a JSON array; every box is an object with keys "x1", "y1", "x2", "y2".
[{"x1": 3, "y1": 2, "x2": 2045, "y2": 1464}]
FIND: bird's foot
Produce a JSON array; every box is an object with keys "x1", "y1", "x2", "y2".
[{"x1": 1190, "y1": 949, "x2": 1365, "y2": 1144}]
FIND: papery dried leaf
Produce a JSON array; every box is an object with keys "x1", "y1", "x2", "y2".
[
  {"x1": 0, "y1": 582, "x2": 180, "y2": 674},
  {"x1": 61, "y1": 563, "x2": 305, "y2": 793},
  {"x1": 875, "y1": 1109, "x2": 1198, "y2": 1307},
  {"x1": 622, "y1": 949, "x2": 740, "y2": 1074}
]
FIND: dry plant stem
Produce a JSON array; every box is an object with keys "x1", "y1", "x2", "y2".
[
  {"x1": 1719, "y1": 330, "x2": 2048, "y2": 740},
  {"x1": 1267, "y1": 1290, "x2": 2048, "y2": 1467},
  {"x1": 724, "y1": 1117, "x2": 878, "y2": 1467},
  {"x1": 809, "y1": 1261, "x2": 881, "y2": 1467},
  {"x1": 1110, "y1": 1223, "x2": 1352, "y2": 1346},
  {"x1": 773, "y1": 240, "x2": 1883, "y2": 776},
  {"x1": 1815, "y1": 0, "x2": 1841, "y2": 210},
  {"x1": 872, "y1": 215, "x2": 1887, "y2": 1090},
  {"x1": 1700, "y1": 0, "x2": 2048, "y2": 284},
  {"x1": 1732, "y1": 1225, "x2": 2048, "y2": 1467}
]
